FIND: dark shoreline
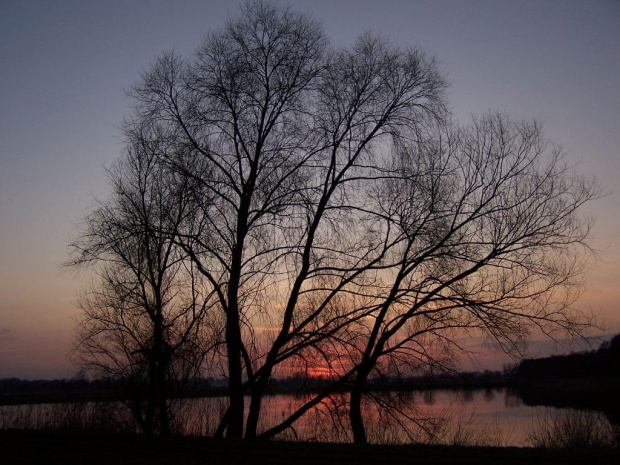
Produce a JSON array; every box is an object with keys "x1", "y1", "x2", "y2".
[
  {"x1": 0, "y1": 372, "x2": 513, "y2": 406},
  {"x1": 1, "y1": 430, "x2": 618, "y2": 465},
  {"x1": 2, "y1": 377, "x2": 618, "y2": 409}
]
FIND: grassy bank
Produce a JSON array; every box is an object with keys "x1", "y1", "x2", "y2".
[{"x1": 1, "y1": 430, "x2": 618, "y2": 465}]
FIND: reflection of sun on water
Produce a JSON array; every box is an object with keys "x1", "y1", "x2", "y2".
[{"x1": 1, "y1": 389, "x2": 613, "y2": 446}]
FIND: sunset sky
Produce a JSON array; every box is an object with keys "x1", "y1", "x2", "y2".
[{"x1": 1, "y1": 0, "x2": 619, "y2": 379}]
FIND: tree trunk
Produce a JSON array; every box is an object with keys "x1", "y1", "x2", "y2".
[
  {"x1": 152, "y1": 313, "x2": 171, "y2": 436},
  {"x1": 158, "y1": 397, "x2": 170, "y2": 435},
  {"x1": 214, "y1": 407, "x2": 230, "y2": 438},
  {"x1": 225, "y1": 242, "x2": 246, "y2": 438},
  {"x1": 225, "y1": 312, "x2": 244, "y2": 438},
  {"x1": 155, "y1": 363, "x2": 170, "y2": 435},
  {"x1": 224, "y1": 188, "x2": 255, "y2": 438},
  {"x1": 245, "y1": 372, "x2": 269, "y2": 438},
  {"x1": 349, "y1": 362, "x2": 372, "y2": 444}
]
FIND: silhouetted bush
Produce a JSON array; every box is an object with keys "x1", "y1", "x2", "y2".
[{"x1": 527, "y1": 409, "x2": 618, "y2": 449}]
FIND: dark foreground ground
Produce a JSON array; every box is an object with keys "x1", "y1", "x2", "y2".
[{"x1": 1, "y1": 430, "x2": 618, "y2": 465}]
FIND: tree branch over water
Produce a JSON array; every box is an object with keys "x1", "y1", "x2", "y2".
[{"x1": 68, "y1": 0, "x2": 598, "y2": 443}]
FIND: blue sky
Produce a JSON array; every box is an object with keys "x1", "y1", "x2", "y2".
[{"x1": 1, "y1": 0, "x2": 619, "y2": 378}]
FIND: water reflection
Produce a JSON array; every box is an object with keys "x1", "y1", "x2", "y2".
[
  {"x1": 0, "y1": 388, "x2": 616, "y2": 447},
  {"x1": 460, "y1": 389, "x2": 474, "y2": 403},
  {"x1": 169, "y1": 388, "x2": 616, "y2": 446},
  {"x1": 422, "y1": 389, "x2": 435, "y2": 405}
]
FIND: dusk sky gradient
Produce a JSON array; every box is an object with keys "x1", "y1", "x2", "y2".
[{"x1": 1, "y1": 0, "x2": 619, "y2": 379}]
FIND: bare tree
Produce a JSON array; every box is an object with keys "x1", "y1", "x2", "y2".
[
  {"x1": 345, "y1": 113, "x2": 597, "y2": 443},
  {"x1": 73, "y1": 1, "x2": 597, "y2": 443},
  {"x1": 69, "y1": 121, "x2": 214, "y2": 435},
  {"x1": 127, "y1": 0, "x2": 446, "y2": 438}
]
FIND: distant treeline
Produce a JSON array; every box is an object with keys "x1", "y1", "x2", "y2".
[
  {"x1": 513, "y1": 334, "x2": 620, "y2": 418},
  {"x1": 516, "y1": 334, "x2": 620, "y2": 381},
  {"x1": 0, "y1": 371, "x2": 511, "y2": 406},
  {"x1": 0, "y1": 377, "x2": 125, "y2": 405},
  {"x1": 3, "y1": 335, "x2": 618, "y2": 406},
  {"x1": 0, "y1": 377, "x2": 234, "y2": 405}
]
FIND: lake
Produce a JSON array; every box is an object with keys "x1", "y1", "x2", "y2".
[{"x1": 1, "y1": 388, "x2": 617, "y2": 447}]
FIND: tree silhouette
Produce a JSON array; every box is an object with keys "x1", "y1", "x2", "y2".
[
  {"x1": 345, "y1": 113, "x2": 596, "y2": 442},
  {"x1": 71, "y1": 0, "x2": 597, "y2": 442},
  {"x1": 126, "y1": 1, "x2": 446, "y2": 438},
  {"x1": 69, "y1": 120, "x2": 214, "y2": 435}
]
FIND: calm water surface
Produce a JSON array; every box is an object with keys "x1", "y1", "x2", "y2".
[
  {"x1": 173, "y1": 388, "x2": 605, "y2": 446},
  {"x1": 1, "y1": 388, "x2": 613, "y2": 447}
]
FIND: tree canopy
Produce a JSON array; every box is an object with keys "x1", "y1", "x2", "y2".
[{"x1": 69, "y1": 1, "x2": 598, "y2": 442}]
